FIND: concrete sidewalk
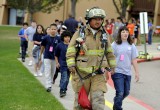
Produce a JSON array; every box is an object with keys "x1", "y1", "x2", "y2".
[
  {"x1": 136, "y1": 43, "x2": 160, "y2": 63},
  {"x1": 137, "y1": 43, "x2": 160, "y2": 59},
  {"x1": 18, "y1": 43, "x2": 159, "y2": 110}
]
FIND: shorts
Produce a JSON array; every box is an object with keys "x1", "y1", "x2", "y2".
[
  {"x1": 134, "y1": 33, "x2": 138, "y2": 38},
  {"x1": 33, "y1": 48, "x2": 40, "y2": 64},
  {"x1": 130, "y1": 35, "x2": 135, "y2": 39}
]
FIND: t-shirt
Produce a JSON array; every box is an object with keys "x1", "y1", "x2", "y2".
[
  {"x1": 41, "y1": 35, "x2": 61, "y2": 60},
  {"x1": 113, "y1": 22, "x2": 124, "y2": 38},
  {"x1": 55, "y1": 42, "x2": 68, "y2": 72},
  {"x1": 111, "y1": 41, "x2": 138, "y2": 75},
  {"x1": 105, "y1": 24, "x2": 113, "y2": 35},
  {"x1": 123, "y1": 22, "x2": 128, "y2": 27},
  {"x1": 127, "y1": 23, "x2": 135, "y2": 36},
  {"x1": 134, "y1": 24, "x2": 140, "y2": 35},
  {"x1": 33, "y1": 33, "x2": 45, "y2": 46},
  {"x1": 18, "y1": 28, "x2": 27, "y2": 41},
  {"x1": 148, "y1": 22, "x2": 153, "y2": 32},
  {"x1": 24, "y1": 26, "x2": 36, "y2": 41}
]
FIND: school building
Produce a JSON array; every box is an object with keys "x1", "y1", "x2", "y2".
[{"x1": 0, "y1": 0, "x2": 160, "y2": 28}]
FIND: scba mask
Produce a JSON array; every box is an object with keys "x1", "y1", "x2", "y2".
[{"x1": 85, "y1": 7, "x2": 106, "y2": 20}]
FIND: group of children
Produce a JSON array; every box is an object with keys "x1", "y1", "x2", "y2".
[
  {"x1": 18, "y1": 15, "x2": 141, "y2": 109},
  {"x1": 104, "y1": 17, "x2": 142, "y2": 45},
  {"x1": 18, "y1": 21, "x2": 72, "y2": 97}
]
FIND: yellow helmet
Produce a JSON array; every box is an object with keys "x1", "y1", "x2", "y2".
[{"x1": 85, "y1": 7, "x2": 106, "y2": 20}]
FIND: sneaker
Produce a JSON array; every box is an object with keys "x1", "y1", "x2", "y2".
[
  {"x1": 34, "y1": 73, "x2": 38, "y2": 77},
  {"x1": 28, "y1": 61, "x2": 32, "y2": 66},
  {"x1": 46, "y1": 87, "x2": 52, "y2": 92},
  {"x1": 60, "y1": 91, "x2": 66, "y2": 97},
  {"x1": 38, "y1": 72, "x2": 43, "y2": 76},
  {"x1": 52, "y1": 79, "x2": 55, "y2": 84},
  {"x1": 113, "y1": 106, "x2": 116, "y2": 110},
  {"x1": 22, "y1": 59, "x2": 25, "y2": 62}
]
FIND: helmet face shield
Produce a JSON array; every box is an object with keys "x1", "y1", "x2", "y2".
[{"x1": 85, "y1": 8, "x2": 106, "y2": 20}]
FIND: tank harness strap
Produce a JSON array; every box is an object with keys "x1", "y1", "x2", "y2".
[{"x1": 75, "y1": 27, "x2": 111, "y2": 80}]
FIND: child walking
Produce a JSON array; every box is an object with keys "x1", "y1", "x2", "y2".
[
  {"x1": 55, "y1": 31, "x2": 71, "y2": 97},
  {"x1": 53, "y1": 25, "x2": 67, "y2": 84},
  {"x1": 33, "y1": 24, "x2": 45, "y2": 76},
  {"x1": 111, "y1": 26, "x2": 139, "y2": 110},
  {"x1": 18, "y1": 22, "x2": 28, "y2": 62},
  {"x1": 40, "y1": 24, "x2": 61, "y2": 92}
]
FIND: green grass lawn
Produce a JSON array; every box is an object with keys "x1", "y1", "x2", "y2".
[{"x1": 0, "y1": 26, "x2": 65, "y2": 110}]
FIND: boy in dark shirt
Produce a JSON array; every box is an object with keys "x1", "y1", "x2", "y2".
[
  {"x1": 55, "y1": 31, "x2": 72, "y2": 97},
  {"x1": 40, "y1": 24, "x2": 61, "y2": 92},
  {"x1": 18, "y1": 22, "x2": 28, "y2": 62}
]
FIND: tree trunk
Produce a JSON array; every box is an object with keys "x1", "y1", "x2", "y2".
[
  {"x1": 121, "y1": 0, "x2": 127, "y2": 17},
  {"x1": 30, "y1": 12, "x2": 33, "y2": 23},
  {"x1": 71, "y1": 0, "x2": 77, "y2": 18},
  {"x1": 24, "y1": 10, "x2": 29, "y2": 22},
  {"x1": 121, "y1": 6, "x2": 127, "y2": 17},
  {"x1": 112, "y1": 0, "x2": 121, "y2": 16}
]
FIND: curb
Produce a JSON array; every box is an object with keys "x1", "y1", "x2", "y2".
[
  {"x1": 137, "y1": 57, "x2": 160, "y2": 63},
  {"x1": 107, "y1": 74, "x2": 155, "y2": 110}
]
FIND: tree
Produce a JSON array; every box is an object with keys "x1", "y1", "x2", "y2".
[
  {"x1": 112, "y1": 0, "x2": 134, "y2": 18},
  {"x1": 70, "y1": 0, "x2": 96, "y2": 18},
  {"x1": 70, "y1": 0, "x2": 77, "y2": 18},
  {"x1": 112, "y1": 0, "x2": 156, "y2": 18},
  {"x1": 7, "y1": 0, "x2": 64, "y2": 22}
]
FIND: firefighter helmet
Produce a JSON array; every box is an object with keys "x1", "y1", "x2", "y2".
[{"x1": 85, "y1": 7, "x2": 106, "y2": 20}]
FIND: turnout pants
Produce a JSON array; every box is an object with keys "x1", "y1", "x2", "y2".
[{"x1": 72, "y1": 71, "x2": 107, "y2": 110}]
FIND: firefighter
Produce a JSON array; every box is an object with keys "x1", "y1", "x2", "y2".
[{"x1": 66, "y1": 7, "x2": 116, "y2": 110}]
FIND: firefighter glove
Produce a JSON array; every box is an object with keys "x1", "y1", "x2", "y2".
[{"x1": 69, "y1": 67, "x2": 76, "y2": 74}]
